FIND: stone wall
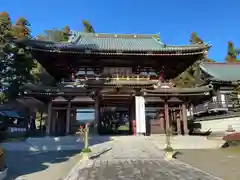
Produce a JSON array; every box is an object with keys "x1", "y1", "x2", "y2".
[{"x1": 199, "y1": 116, "x2": 240, "y2": 132}]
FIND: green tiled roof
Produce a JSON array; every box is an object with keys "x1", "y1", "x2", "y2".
[
  {"x1": 16, "y1": 32, "x2": 209, "y2": 55},
  {"x1": 69, "y1": 32, "x2": 208, "y2": 52},
  {"x1": 200, "y1": 63, "x2": 240, "y2": 82}
]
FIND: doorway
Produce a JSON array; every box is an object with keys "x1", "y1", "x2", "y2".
[
  {"x1": 98, "y1": 105, "x2": 132, "y2": 135},
  {"x1": 52, "y1": 110, "x2": 67, "y2": 136}
]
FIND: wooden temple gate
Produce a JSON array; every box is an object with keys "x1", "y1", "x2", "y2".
[{"x1": 45, "y1": 91, "x2": 190, "y2": 136}]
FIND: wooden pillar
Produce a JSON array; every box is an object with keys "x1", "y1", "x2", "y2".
[
  {"x1": 164, "y1": 101, "x2": 169, "y2": 131},
  {"x1": 176, "y1": 111, "x2": 181, "y2": 135},
  {"x1": 94, "y1": 92, "x2": 100, "y2": 133},
  {"x1": 182, "y1": 103, "x2": 188, "y2": 135},
  {"x1": 46, "y1": 101, "x2": 52, "y2": 135},
  {"x1": 39, "y1": 112, "x2": 43, "y2": 131},
  {"x1": 51, "y1": 111, "x2": 56, "y2": 135},
  {"x1": 66, "y1": 101, "x2": 71, "y2": 135}
]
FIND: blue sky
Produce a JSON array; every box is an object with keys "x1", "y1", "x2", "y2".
[{"x1": 1, "y1": 0, "x2": 240, "y2": 61}]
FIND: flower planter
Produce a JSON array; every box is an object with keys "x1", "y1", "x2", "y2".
[{"x1": 81, "y1": 153, "x2": 90, "y2": 161}]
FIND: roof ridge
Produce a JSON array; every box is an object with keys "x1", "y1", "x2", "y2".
[
  {"x1": 74, "y1": 31, "x2": 160, "y2": 39},
  {"x1": 167, "y1": 44, "x2": 208, "y2": 48},
  {"x1": 203, "y1": 62, "x2": 240, "y2": 65}
]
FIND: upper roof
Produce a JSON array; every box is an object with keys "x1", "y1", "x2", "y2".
[
  {"x1": 68, "y1": 32, "x2": 208, "y2": 53},
  {"x1": 17, "y1": 32, "x2": 209, "y2": 55},
  {"x1": 200, "y1": 62, "x2": 240, "y2": 82}
]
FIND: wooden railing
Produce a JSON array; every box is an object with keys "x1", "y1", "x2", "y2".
[{"x1": 192, "y1": 100, "x2": 239, "y2": 115}]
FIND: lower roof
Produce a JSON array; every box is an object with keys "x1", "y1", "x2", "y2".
[
  {"x1": 200, "y1": 62, "x2": 240, "y2": 82},
  {"x1": 22, "y1": 83, "x2": 213, "y2": 98}
]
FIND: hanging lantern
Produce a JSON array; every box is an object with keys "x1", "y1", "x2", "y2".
[{"x1": 158, "y1": 67, "x2": 164, "y2": 82}]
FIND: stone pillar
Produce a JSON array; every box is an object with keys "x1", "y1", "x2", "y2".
[
  {"x1": 135, "y1": 96, "x2": 146, "y2": 135},
  {"x1": 129, "y1": 102, "x2": 135, "y2": 133},
  {"x1": 71, "y1": 110, "x2": 76, "y2": 134},
  {"x1": 164, "y1": 102, "x2": 169, "y2": 131},
  {"x1": 51, "y1": 110, "x2": 56, "y2": 136},
  {"x1": 46, "y1": 101, "x2": 52, "y2": 135},
  {"x1": 182, "y1": 103, "x2": 188, "y2": 135},
  {"x1": 66, "y1": 101, "x2": 71, "y2": 135}
]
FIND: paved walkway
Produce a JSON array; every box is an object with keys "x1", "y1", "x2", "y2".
[{"x1": 65, "y1": 136, "x2": 222, "y2": 180}]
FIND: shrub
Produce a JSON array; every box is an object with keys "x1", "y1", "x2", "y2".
[{"x1": 81, "y1": 147, "x2": 91, "y2": 153}]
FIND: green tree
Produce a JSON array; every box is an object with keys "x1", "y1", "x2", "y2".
[
  {"x1": 0, "y1": 12, "x2": 12, "y2": 103},
  {"x1": 225, "y1": 41, "x2": 239, "y2": 63},
  {"x1": 190, "y1": 32, "x2": 214, "y2": 63},
  {"x1": 190, "y1": 32, "x2": 204, "y2": 44},
  {"x1": 83, "y1": 20, "x2": 95, "y2": 33},
  {"x1": 174, "y1": 33, "x2": 211, "y2": 88},
  {"x1": 7, "y1": 17, "x2": 35, "y2": 100},
  {"x1": 34, "y1": 26, "x2": 71, "y2": 85},
  {"x1": 37, "y1": 25, "x2": 70, "y2": 42},
  {"x1": 0, "y1": 13, "x2": 36, "y2": 101}
]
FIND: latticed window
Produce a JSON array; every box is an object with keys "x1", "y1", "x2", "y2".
[{"x1": 103, "y1": 67, "x2": 132, "y2": 75}]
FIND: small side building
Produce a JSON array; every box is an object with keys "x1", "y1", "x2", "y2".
[{"x1": 192, "y1": 62, "x2": 240, "y2": 133}]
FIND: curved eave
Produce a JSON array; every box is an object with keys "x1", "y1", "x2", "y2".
[
  {"x1": 21, "y1": 84, "x2": 90, "y2": 94},
  {"x1": 142, "y1": 85, "x2": 213, "y2": 95},
  {"x1": 209, "y1": 79, "x2": 240, "y2": 85},
  {"x1": 16, "y1": 39, "x2": 209, "y2": 56}
]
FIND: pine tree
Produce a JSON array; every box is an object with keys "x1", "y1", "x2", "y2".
[
  {"x1": 38, "y1": 25, "x2": 70, "y2": 42},
  {"x1": 225, "y1": 41, "x2": 238, "y2": 62},
  {"x1": 190, "y1": 32, "x2": 204, "y2": 44},
  {"x1": 83, "y1": 20, "x2": 95, "y2": 33},
  {"x1": 11, "y1": 17, "x2": 31, "y2": 39},
  {"x1": 63, "y1": 25, "x2": 70, "y2": 41}
]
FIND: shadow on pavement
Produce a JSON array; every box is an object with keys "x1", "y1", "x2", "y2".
[
  {"x1": 5, "y1": 150, "x2": 78, "y2": 180},
  {"x1": 4, "y1": 136, "x2": 112, "y2": 179}
]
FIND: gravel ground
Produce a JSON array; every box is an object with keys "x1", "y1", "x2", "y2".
[
  {"x1": 5, "y1": 150, "x2": 81, "y2": 180},
  {"x1": 177, "y1": 148, "x2": 240, "y2": 180}
]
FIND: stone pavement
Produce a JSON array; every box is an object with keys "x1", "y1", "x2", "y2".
[{"x1": 65, "y1": 136, "x2": 222, "y2": 180}]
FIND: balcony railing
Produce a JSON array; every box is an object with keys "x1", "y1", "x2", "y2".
[{"x1": 192, "y1": 100, "x2": 240, "y2": 115}]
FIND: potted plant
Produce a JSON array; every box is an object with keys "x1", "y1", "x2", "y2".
[
  {"x1": 77, "y1": 123, "x2": 91, "y2": 160},
  {"x1": 164, "y1": 128, "x2": 174, "y2": 160}
]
